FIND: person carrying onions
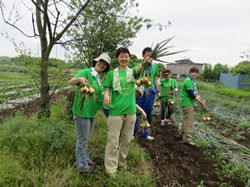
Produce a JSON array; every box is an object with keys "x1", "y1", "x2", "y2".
[
  {"x1": 159, "y1": 69, "x2": 178, "y2": 126},
  {"x1": 133, "y1": 47, "x2": 161, "y2": 140},
  {"x1": 180, "y1": 67, "x2": 206, "y2": 146},
  {"x1": 69, "y1": 53, "x2": 111, "y2": 173}
]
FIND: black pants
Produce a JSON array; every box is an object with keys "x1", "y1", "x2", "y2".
[{"x1": 160, "y1": 102, "x2": 174, "y2": 120}]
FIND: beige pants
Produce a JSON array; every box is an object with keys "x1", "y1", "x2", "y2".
[
  {"x1": 182, "y1": 107, "x2": 194, "y2": 142},
  {"x1": 105, "y1": 114, "x2": 136, "y2": 174}
]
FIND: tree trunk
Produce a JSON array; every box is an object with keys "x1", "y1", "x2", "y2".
[{"x1": 38, "y1": 51, "x2": 50, "y2": 118}]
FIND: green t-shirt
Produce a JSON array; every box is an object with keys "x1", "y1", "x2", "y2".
[
  {"x1": 134, "y1": 63, "x2": 159, "y2": 89},
  {"x1": 72, "y1": 69, "x2": 103, "y2": 118},
  {"x1": 160, "y1": 78, "x2": 178, "y2": 102},
  {"x1": 180, "y1": 77, "x2": 195, "y2": 107},
  {"x1": 103, "y1": 69, "x2": 137, "y2": 116}
]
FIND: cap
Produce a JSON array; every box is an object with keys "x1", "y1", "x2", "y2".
[{"x1": 93, "y1": 53, "x2": 111, "y2": 65}]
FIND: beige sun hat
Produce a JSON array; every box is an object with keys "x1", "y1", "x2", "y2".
[{"x1": 93, "y1": 53, "x2": 111, "y2": 65}]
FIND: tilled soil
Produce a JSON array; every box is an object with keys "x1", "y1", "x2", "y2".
[{"x1": 138, "y1": 115, "x2": 245, "y2": 187}]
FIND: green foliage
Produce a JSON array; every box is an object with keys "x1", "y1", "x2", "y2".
[
  {"x1": 67, "y1": 0, "x2": 149, "y2": 67},
  {"x1": 231, "y1": 61, "x2": 250, "y2": 75},
  {"x1": 197, "y1": 81, "x2": 250, "y2": 99},
  {"x1": 201, "y1": 63, "x2": 229, "y2": 81},
  {"x1": 212, "y1": 63, "x2": 229, "y2": 80},
  {"x1": 0, "y1": 102, "x2": 155, "y2": 186},
  {"x1": 150, "y1": 37, "x2": 187, "y2": 63},
  {"x1": 202, "y1": 63, "x2": 213, "y2": 81},
  {"x1": 157, "y1": 63, "x2": 165, "y2": 73}
]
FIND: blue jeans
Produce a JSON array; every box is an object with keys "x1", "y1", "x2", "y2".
[
  {"x1": 133, "y1": 88, "x2": 156, "y2": 138},
  {"x1": 73, "y1": 115, "x2": 95, "y2": 169}
]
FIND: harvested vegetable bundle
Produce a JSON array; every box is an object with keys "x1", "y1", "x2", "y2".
[
  {"x1": 153, "y1": 101, "x2": 161, "y2": 107},
  {"x1": 78, "y1": 83, "x2": 96, "y2": 114},
  {"x1": 139, "y1": 118, "x2": 150, "y2": 128},
  {"x1": 201, "y1": 107, "x2": 211, "y2": 122},
  {"x1": 136, "y1": 37, "x2": 186, "y2": 87}
]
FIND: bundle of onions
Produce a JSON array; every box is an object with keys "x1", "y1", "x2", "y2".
[
  {"x1": 201, "y1": 107, "x2": 211, "y2": 121},
  {"x1": 81, "y1": 85, "x2": 95, "y2": 95},
  {"x1": 168, "y1": 99, "x2": 174, "y2": 105},
  {"x1": 153, "y1": 102, "x2": 161, "y2": 107},
  {"x1": 79, "y1": 83, "x2": 96, "y2": 114},
  {"x1": 139, "y1": 118, "x2": 151, "y2": 128},
  {"x1": 136, "y1": 37, "x2": 187, "y2": 87}
]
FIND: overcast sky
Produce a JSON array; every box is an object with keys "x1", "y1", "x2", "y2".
[{"x1": 0, "y1": 0, "x2": 250, "y2": 67}]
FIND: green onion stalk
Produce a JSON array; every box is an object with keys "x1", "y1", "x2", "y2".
[{"x1": 139, "y1": 37, "x2": 187, "y2": 80}]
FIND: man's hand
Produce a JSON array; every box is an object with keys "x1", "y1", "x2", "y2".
[
  {"x1": 144, "y1": 56, "x2": 153, "y2": 66},
  {"x1": 157, "y1": 92, "x2": 161, "y2": 98}
]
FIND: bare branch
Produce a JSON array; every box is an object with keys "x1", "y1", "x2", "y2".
[
  {"x1": 0, "y1": 2, "x2": 36, "y2": 38},
  {"x1": 49, "y1": 69, "x2": 69, "y2": 99},
  {"x1": 43, "y1": 0, "x2": 53, "y2": 41},
  {"x1": 31, "y1": 13, "x2": 38, "y2": 36},
  {"x1": 54, "y1": 0, "x2": 91, "y2": 42}
]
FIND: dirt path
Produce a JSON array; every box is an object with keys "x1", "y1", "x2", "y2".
[{"x1": 138, "y1": 115, "x2": 245, "y2": 187}]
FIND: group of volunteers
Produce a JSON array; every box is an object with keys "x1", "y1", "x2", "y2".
[{"x1": 69, "y1": 47, "x2": 206, "y2": 178}]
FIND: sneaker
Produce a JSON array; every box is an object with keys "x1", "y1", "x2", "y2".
[
  {"x1": 78, "y1": 166, "x2": 94, "y2": 173},
  {"x1": 184, "y1": 141, "x2": 196, "y2": 146},
  {"x1": 146, "y1": 136, "x2": 154, "y2": 140},
  {"x1": 88, "y1": 160, "x2": 96, "y2": 167},
  {"x1": 166, "y1": 119, "x2": 172, "y2": 125},
  {"x1": 161, "y1": 120, "x2": 165, "y2": 126}
]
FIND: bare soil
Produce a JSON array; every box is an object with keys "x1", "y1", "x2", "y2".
[{"x1": 138, "y1": 115, "x2": 246, "y2": 187}]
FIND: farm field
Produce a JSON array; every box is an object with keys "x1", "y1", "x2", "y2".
[
  {"x1": 147, "y1": 82, "x2": 250, "y2": 186},
  {"x1": 0, "y1": 74, "x2": 250, "y2": 186}
]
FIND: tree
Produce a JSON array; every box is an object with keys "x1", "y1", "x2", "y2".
[
  {"x1": 231, "y1": 61, "x2": 250, "y2": 75},
  {"x1": 156, "y1": 63, "x2": 165, "y2": 73},
  {"x1": 202, "y1": 63, "x2": 213, "y2": 81},
  {"x1": 211, "y1": 63, "x2": 229, "y2": 80},
  {"x1": 66, "y1": 0, "x2": 149, "y2": 68},
  {"x1": 0, "y1": 0, "x2": 91, "y2": 117}
]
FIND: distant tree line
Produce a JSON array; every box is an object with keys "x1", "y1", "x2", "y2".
[{"x1": 200, "y1": 61, "x2": 250, "y2": 81}]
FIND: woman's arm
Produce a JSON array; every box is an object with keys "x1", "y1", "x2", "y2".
[
  {"x1": 103, "y1": 88, "x2": 111, "y2": 108},
  {"x1": 69, "y1": 77, "x2": 89, "y2": 86}
]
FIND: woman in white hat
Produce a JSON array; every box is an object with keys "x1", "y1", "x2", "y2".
[{"x1": 69, "y1": 53, "x2": 111, "y2": 173}]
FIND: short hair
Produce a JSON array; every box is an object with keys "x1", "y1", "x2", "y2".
[
  {"x1": 189, "y1": 67, "x2": 199, "y2": 74},
  {"x1": 162, "y1": 69, "x2": 171, "y2": 75},
  {"x1": 92, "y1": 59, "x2": 110, "y2": 72},
  {"x1": 142, "y1": 47, "x2": 152, "y2": 55},
  {"x1": 116, "y1": 47, "x2": 130, "y2": 58}
]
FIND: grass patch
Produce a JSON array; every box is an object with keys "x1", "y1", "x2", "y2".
[
  {"x1": 0, "y1": 100, "x2": 155, "y2": 186},
  {"x1": 197, "y1": 81, "x2": 250, "y2": 100}
]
